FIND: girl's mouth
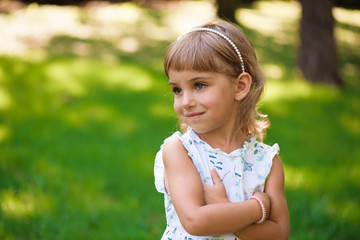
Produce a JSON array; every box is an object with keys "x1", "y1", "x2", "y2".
[{"x1": 186, "y1": 112, "x2": 204, "y2": 119}]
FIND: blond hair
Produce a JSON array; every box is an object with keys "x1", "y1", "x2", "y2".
[{"x1": 164, "y1": 20, "x2": 269, "y2": 141}]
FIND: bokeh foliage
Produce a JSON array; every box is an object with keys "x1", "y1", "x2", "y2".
[{"x1": 0, "y1": 1, "x2": 359, "y2": 239}]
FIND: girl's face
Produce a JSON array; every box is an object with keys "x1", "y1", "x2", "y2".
[{"x1": 168, "y1": 70, "x2": 239, "y2": 135}]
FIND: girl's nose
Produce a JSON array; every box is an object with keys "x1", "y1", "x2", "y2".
[{"x1": 182, "y1": 91, "x2": 196, "y2": 108}]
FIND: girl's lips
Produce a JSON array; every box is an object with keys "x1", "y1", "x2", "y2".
[{"x1": 186, "y1": 112, "x2": 204, "y2": 119}]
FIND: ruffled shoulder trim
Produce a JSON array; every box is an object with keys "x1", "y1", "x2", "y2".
[
  {"x1": 265, "y1": 143, "x2": 280, "y2": 178},
  {"x1": 244, "y1": 139, "x2": 280, "y2": 179}
]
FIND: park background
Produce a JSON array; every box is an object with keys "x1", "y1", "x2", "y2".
[{"x1": 0, "y1": 0, "x2": 359, "y2": 239}]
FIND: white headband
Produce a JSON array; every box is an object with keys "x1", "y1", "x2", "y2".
[{"x1": 178, "y1": 27, "x2": 246, "y2": 73}]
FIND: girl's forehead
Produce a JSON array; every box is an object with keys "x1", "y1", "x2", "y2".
[{"x1": 168, "y1": 70, "x2": 210, "y2": 80}]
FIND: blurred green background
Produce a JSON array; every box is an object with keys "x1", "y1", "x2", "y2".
[{"x1": 0, "y1": 0, "x2": 359, "y2": 239}]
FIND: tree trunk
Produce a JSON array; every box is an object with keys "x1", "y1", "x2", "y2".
[
  {"x1": 298, "y1": 0, "x2": 343, "y2": 86},
  {"x1": 216, "y1": 0, "x2": 239, "y2": 23}
]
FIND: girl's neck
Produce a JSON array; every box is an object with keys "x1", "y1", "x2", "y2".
[{"x1": 195, "y1": 128, "x2": 250, "y2": 154}]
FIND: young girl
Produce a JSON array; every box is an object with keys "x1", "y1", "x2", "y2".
[{"x1": 154, "y1": 20, "x2": 289, "y2": 239}]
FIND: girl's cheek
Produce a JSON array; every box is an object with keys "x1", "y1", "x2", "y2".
[{"x1": 173, "y1": 101, "x2": 181, "y2": 115}]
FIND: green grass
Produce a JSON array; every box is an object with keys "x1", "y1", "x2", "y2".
[{"x1": 0, "y1": 1, "x2": 359, "y2": 239}]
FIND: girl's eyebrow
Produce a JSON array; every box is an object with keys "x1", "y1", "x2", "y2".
[
  {"x1": 189, "y1": 76, "x2": 211, "y2": 81},
  {"x1": 169, "y1": 75, "x2": 212, "y2": 85}
]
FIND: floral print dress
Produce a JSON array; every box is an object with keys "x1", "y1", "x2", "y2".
[{"x1": 154, "y1": 127, "x2": 279, "y2": 240}]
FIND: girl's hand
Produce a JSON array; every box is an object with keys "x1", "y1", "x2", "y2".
[
  {"x1": 252, "y1": 191, "x2": 271, "y2": 220},
  {"x1": 202, "y1": 168, "x2": 230, "y2": 204}
]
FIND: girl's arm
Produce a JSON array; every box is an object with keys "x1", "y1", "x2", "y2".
[
  {"x1": 204, "y1": 155, "x2": 289, "y2": 239},
  {"x1": 162, "y1": 137, "x2": 269, "y2": 236},
  {"x1": 234, "y1": 155, "x2": 289, "y2": 239}
]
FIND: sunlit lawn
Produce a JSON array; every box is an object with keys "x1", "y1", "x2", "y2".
[{"x1": 0, "y1": 1, "x2": 359, "y2": 239}]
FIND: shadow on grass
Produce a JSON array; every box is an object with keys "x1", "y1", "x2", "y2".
[{"x1": 0, "y1": 33, "x2": 177, "y2": 238}]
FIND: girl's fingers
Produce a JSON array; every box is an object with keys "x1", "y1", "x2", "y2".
[{"x1": 211, "y1": 168, "x2": 222, "y2": 185}]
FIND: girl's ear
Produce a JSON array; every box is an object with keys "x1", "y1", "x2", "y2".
[{"x1": 234, "y1": 72, "x2": 252, "y2": 101}]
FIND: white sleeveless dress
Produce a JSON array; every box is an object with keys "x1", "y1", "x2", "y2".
[{"x1": 154, "y1": 127, "x2": 279, "y2": 240}]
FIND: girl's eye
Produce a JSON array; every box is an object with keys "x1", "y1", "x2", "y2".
[
  {"x1": 195, "y1": 82, "x2": 206, "y2": 90},
  {"x1": 172, "y1": 87, "x2": 182, "y2": 94}
]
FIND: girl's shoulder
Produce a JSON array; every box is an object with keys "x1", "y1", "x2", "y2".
[
  {"x1": 162, "y1": 131, "x2": 183, "y2": 145},
  {"x1": 159, "y1": 128, "x2": 200, "y2": 152},
  {"x1": 162, "y1": 134, "x2": 186, "y2": 157},
  {"x1": 154, "y1": 130, "x2": 198, "y2": 194}
]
